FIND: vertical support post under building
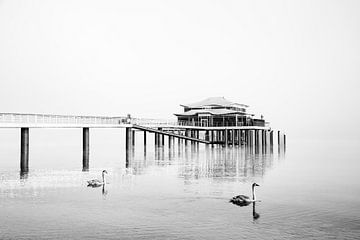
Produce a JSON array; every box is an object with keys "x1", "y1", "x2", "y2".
[
  {"x1": 278, "y1": 130, "x2": 281, "y2": 146},
  {"x1": 83, "y1": 127, "x2": 89, "y2": 171},
  {"x1": 232, "y1": 129, "x2": 235, "y2": 146},
  {"x1": 238, "y1": 130, "x2": 242, "y2": 145},
  {"x1": 250, "y1": 130, "x2": 254, "y2": 147},
  {"x1": 284, "y1": 134, "x2": 286, "y2": 148},
  {"x1": 262, "y1": 130, "x2": 266, "y2": 148},
  {"x1": 225, "y1": 129, "x2": 228, "y2": 146},
  {"x1": 254, "y1": 130, "x2": 258, "y2": 147},
  {"x1": 168, "y1": 135, "x2": 172, "y2": 146},
  {"x1": 244, "y1": 130, "x2": 248, "y2": 145},
  {"x1": 20, "y1": 128, "x2": 29, "y2": 173},
  {"x1": 270, "y1": 130, "x2": 274, "y2": 147}
]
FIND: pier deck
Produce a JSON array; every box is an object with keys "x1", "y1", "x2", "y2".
[{"x1": 0, "y1": 112, "x2": 284, "y2": 173}]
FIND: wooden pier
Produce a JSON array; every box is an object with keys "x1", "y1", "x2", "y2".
[{"x1": 0, "y1": 113, "x2": 286, "y2": 174}]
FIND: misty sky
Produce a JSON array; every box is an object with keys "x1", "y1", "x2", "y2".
[{"x1": 0, "y1": 0, "x2": 359, "y2": 140}]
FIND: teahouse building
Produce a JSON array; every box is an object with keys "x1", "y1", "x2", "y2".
[{"x1": 174, "y1": 97, "x2": 265, "y2": 127}]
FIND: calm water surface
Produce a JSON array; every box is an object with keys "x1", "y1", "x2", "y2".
[{"x1": 0, "y1": 129, "x2": 359, "y2": 239}]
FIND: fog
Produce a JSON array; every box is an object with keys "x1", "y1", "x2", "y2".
[{"x1": 1, "y1": 0, "x2": 359, "y2": 140}]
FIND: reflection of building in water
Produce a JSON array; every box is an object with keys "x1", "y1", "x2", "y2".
[
  {"x1": 179, "y1": 145, "x2": 274, "y2": 181},
  {"x1": 126, "y1": 139, "x2": 283, "y2": 179}
]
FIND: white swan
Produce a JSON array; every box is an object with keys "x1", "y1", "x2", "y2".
[
  {"x1": 87, "y1": 170, "x2": 107, "y2": 188},
  {"x1": 230, "y1": 183, "x2": 260, "y2": 206}
]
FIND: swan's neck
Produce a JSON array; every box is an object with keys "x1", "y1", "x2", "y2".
[
  {"x1": 252, "y1": 186, "x2": 256, "y2": 201},
  {"x1": 102, "y1": 173, "x2": 106, "y2": 184}
]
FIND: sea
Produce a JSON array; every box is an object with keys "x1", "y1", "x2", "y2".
[{"x1": 0, "y1": 128, "x2": 359, "y2": 239}]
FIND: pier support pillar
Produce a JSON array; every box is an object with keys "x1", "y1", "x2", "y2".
[
  {"x1": 168, "y1": 135, "x2": 172, "y2": 146},
  {"x1": 154, "y1": 133, "x2": 158, "y2": 146},
  {"x1": 250, "y1": 130, "x2": 255, "y2": 147},
  {"x1": 225, "y1": 129, "x2": 228, "y2": 146},
  {"x1": 254, "y1": 130, "x2": 259, "y2": 147},
  {"x1": 185, "y1": 129, "x2": 189, "y2": 145},
  {"x1": 244, "y1": 130, "x2": 248, "y2": 145},
  {"x1": 284, "y1": 134, "x2": 286, "y2": 148},
  {"x1": 132, "y1": 130, "x2": 135, "y2": 145},
  {"x1": 143, "y1": 131, "x2": 147, "y2": 145},
  {"x1": 83, "y1": 127, "x2": 89, "y2": 171},
  {"x1": 125, "y1": 128, "x2": 133, "y2": 168},
  {"x1": 126, "y1": 128, "x2": 133, "y2": 149},
  {"x1": 231, "y1": 130, "x2": 235, "y2": 146},
  {"x1": 262, "y1": 130, "x2": 266, "y2": 148},
  {"x1": 270, "y1": 130, "x2": 274, "y2": 147},
  {"x1": 238, "y1": 130, "x2": 242, "y2": 145},
  {"x1": 20, "y1": 128, "x2": 29, "y2": 173},
  {"x1": 278, "y1": 131, "x2": 281, "y2": 146}
]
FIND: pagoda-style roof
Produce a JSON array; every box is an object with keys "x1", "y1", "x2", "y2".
[
  {"x1": 181, "y1": 97, "x2": 249, "y2": 109},
  {"x1": 174, "y1": 108, "x2": 254, "y2": 117}
]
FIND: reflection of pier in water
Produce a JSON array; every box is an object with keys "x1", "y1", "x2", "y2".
[{"x1": 126, "y1": 137, "x2": 284, "y2": 180}]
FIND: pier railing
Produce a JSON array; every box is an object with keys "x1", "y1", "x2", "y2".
[
  {"x1": 176, "y1": 120, "x2": 270, "y2": 127},
  {"x1": 0, "y1": 113, "x2": 270, "y2": 128},
  {"x1": 131, "y1": 118, "x2": 178, "y2": 126},
  {"x1": 0, "y1": 113, "x2": 127, "y2": 125}
]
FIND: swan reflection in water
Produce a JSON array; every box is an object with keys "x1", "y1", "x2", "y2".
[
  {"x1": 252, "y1": 202, "x2": 260, "y2": 221},
  {"x1": 102, "y1": 184, "x2": 108, "y2": 197}
]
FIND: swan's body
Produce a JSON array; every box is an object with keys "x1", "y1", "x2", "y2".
[
  {"x1": 87, "y1": 170, "x2": 107, "y2": 188},
  {"x1": 230, "y1": 183, "x2": 260, "y2": 206}
]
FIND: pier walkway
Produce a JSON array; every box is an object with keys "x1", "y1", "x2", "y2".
[
  {"x1": 132, "y1": 124, "x2": 210, "y2": 144},
  {"x1": 0, "y1": 113, "x2": 285, "y2": 173}
]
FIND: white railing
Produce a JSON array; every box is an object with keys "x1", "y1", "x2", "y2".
[
  {"x1": 131, "y1": 118, "x2": 178, "y2": 126},
  {"x1": 0, "y1": 113, "x2": 127, "y2": 125}
]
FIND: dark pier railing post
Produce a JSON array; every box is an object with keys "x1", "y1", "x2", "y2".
[
  {"x1": 20, "y1": 128, "x2": 29, "y2": 173},
  {"x1": 83, "y1": 127, "x2": 90, "y2": 171}
]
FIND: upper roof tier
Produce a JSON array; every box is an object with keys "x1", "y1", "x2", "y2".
[{"x1": 181, "y1": 97, "x2": 249, "y2": 109}]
